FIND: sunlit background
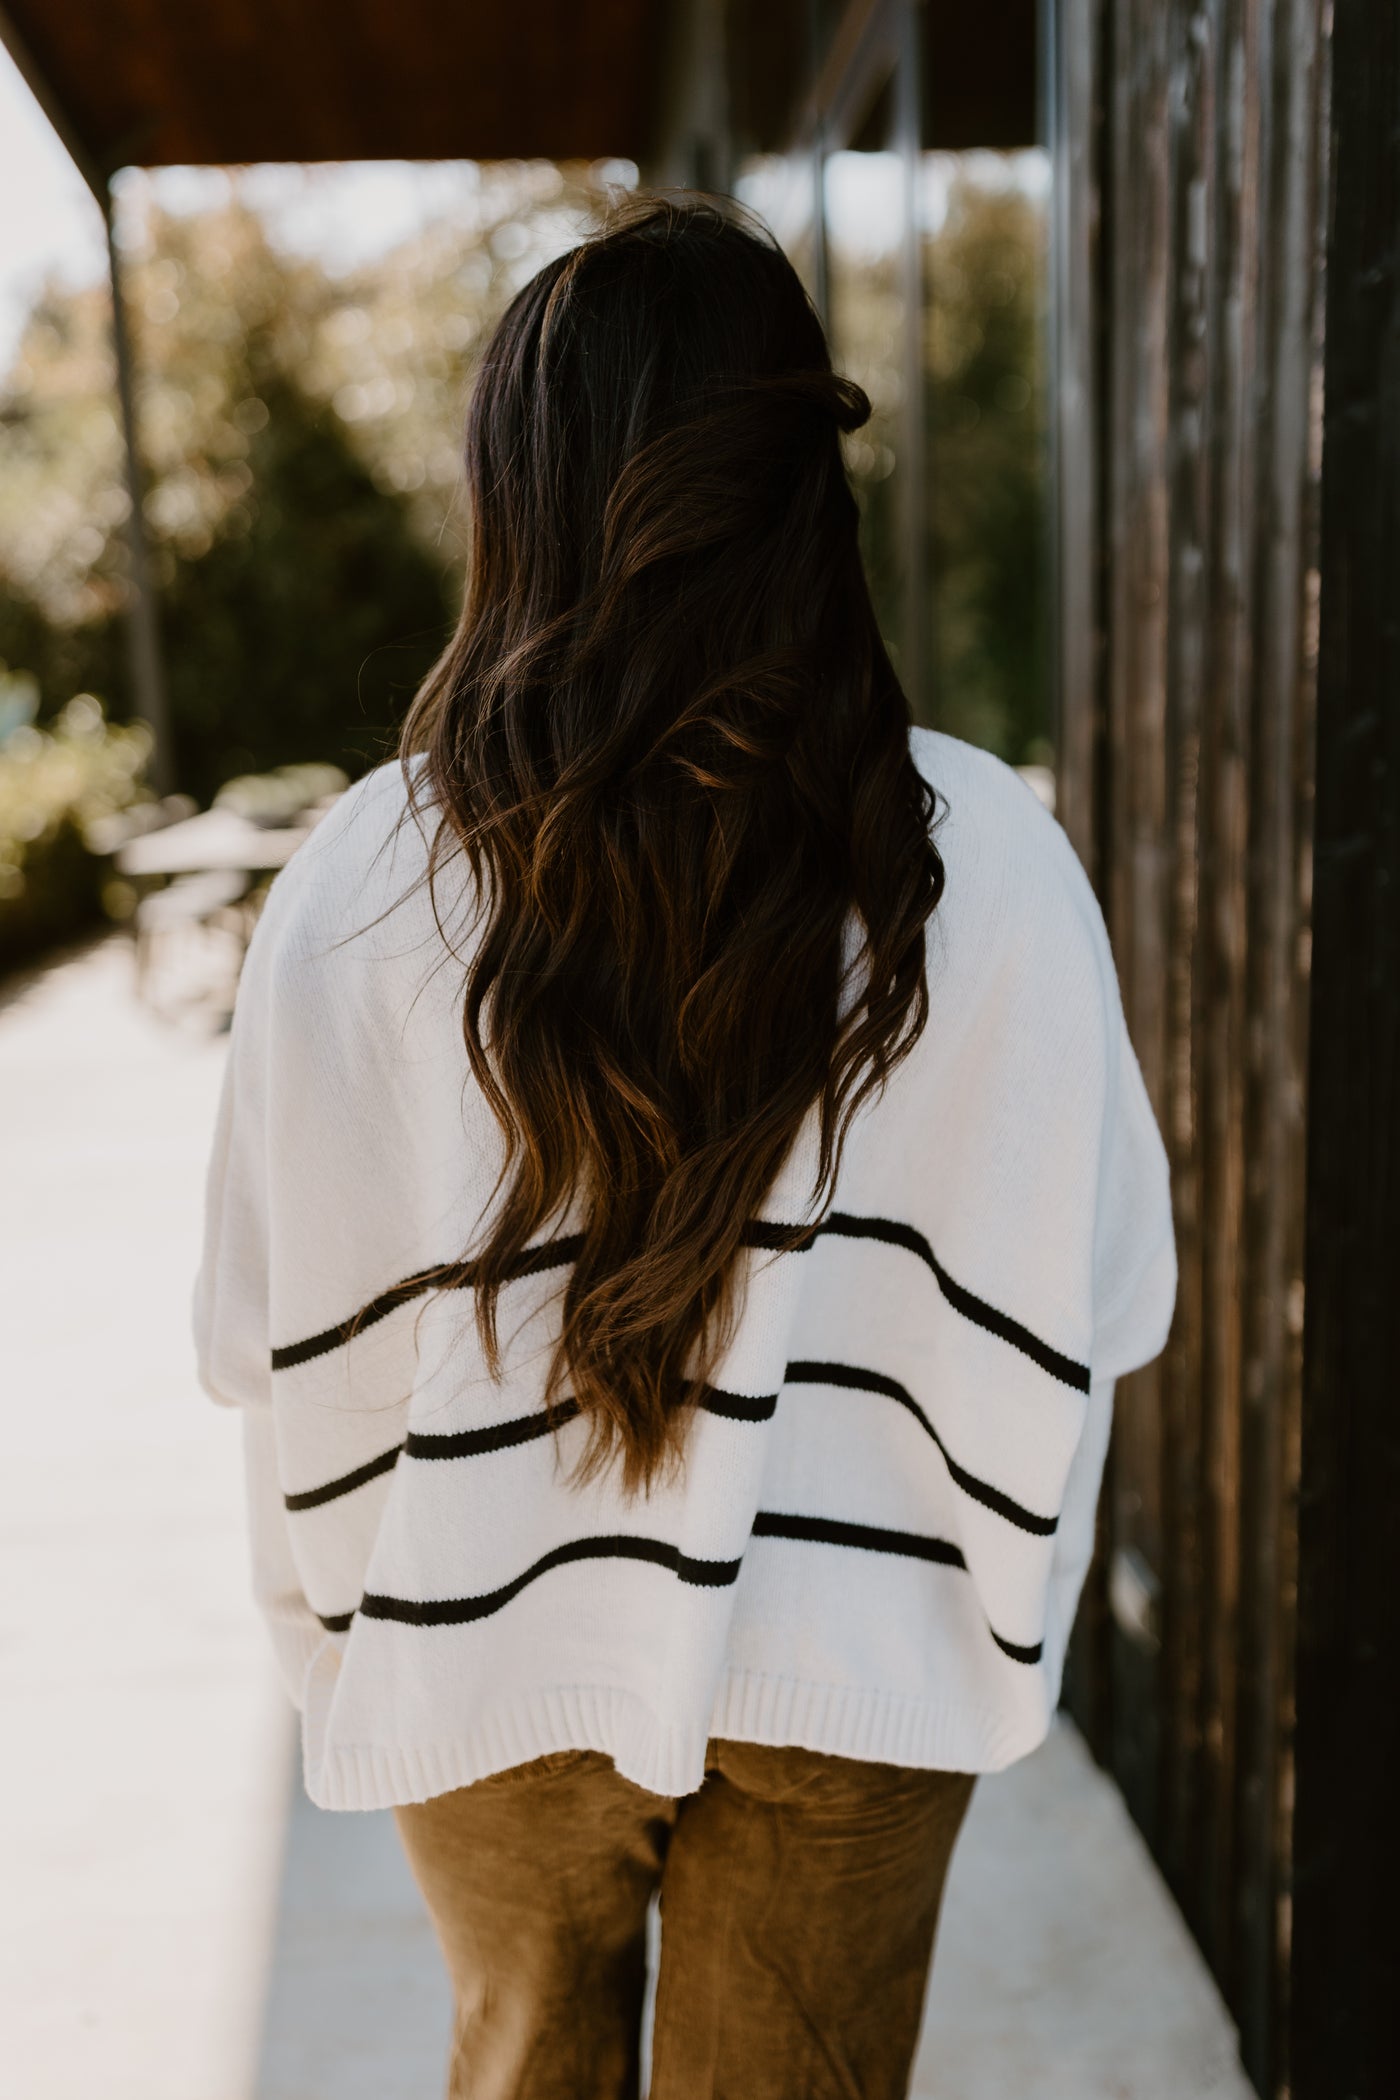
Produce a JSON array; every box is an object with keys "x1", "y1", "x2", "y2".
[
  {"x1": 0, "y1": 12, "x2": 1280, "y2": 2097},
  {"x1": 0, "y1": 33, "x2": 1054, "y2": 984},
  {"x1": 1, "y1": 46, "x2": 654, "y2": 977}
]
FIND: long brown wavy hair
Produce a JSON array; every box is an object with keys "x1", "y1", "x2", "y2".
[{"x1": 399, "y1": 194, "x2": 945, "y2": 1492}]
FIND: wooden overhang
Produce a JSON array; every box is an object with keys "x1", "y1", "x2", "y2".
[
  {"x1": 1, "y1": 0, "x2": 1038, "y2": 195},
  {"x1": 0, "y1": 0, "x2": 665, "y2": 185}
]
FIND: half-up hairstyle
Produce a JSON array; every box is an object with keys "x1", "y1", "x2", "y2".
[{"x1": 400, "y1": 193, "x2": 946, "y2": 1492}]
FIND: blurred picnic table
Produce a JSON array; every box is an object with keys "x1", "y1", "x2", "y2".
[
  {"x1": 107, "y1": 791, "x2": 342, "y2": 1009},
  {"x1": 114, "y1": 804, "x2": 323, "y2": 879}
]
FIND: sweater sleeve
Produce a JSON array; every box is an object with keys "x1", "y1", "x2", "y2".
[
  {"x1": 191, "y1": 936, "x2": 273, "y2": 1413},
  {"x1": 1044, "y1": 876, "x2": 1175, "y2": 1691},
  {"x1": 1041, "y1": 1368, "x2": 1116, "y2": 1691},
  {"x1": 240, "y1": 1407, "x2": 326, "y2": 1709},
  {"x1": 192, "y1": 886, "x2": 324, "y2": 1708},
  {"x1": 1090, "y1": 965, "x2": 1178, "y2": 1384},
  {"x1": 1011, "y1": 779, "x2": 1177, "y2": 1389}
]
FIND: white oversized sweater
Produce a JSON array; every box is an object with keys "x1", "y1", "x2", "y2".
[{"x1": 192, "y1": 728, "x2": 1176, "y2": 1812}]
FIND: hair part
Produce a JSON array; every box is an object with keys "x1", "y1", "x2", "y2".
[{"x1": 399, "y1": 193, "x2": 945, "y2": 1493}]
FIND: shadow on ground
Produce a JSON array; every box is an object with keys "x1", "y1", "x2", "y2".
[
  {"x1": 253, "y1": 1735, "x2": 452, "y2": 2100},
  {"x1": 247, "y1": 1719, "x2": 1254, "y2": 2100}
]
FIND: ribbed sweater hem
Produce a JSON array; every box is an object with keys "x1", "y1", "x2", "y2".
[
  {"x1": 710, "y1": 1669, "x2": 1027, "y2": 1774},
  {"x1": 299, "y1": 1662, "x2": 1033, "y2": 1811}
]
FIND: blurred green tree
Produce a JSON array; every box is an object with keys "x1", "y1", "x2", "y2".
[
  {"x1": 797, "y1": 154, "x2": 1049, "y2": 762},
  {"x1": 922, "y1": 167, "x2": 1049, "y2": 764},
  {"x1": 0, "y1": 166, "x2": 610, "y2": 800},
  {"x1": 0, "y1": 162, "x2": 1046, "y2": 794},
  {"x1": 148, "y1": 368, "x2": 450, "y2": 802},
  {"x1": 0, "y1": 697, "x2": 151, "y2": 971}
]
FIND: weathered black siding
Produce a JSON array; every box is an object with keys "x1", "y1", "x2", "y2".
[
  {"x1": 1291, "y1": 1, "x2": 1400, "y2": 2093},
  {"x1": 1054, "y1": 1, "x2": 1329, "y2": 2089}
]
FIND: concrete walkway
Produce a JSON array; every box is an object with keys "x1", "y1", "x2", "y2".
[{"x1": 0, "y1": 933, "x2": 1255, "y2": 2100}]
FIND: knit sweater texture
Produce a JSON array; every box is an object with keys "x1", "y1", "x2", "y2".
[{"x1": 192, "y1": 727, "x2": 1177, "y2": 1811}]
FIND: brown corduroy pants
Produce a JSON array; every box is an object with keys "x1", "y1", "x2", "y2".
[{"x1": 393, "y1": 1739, "x2": 974, "y2": 2100}]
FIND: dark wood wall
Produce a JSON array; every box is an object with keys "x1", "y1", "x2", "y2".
[
  {"x1": 1291, "y1": 0, "x2": 1400, "y2": 2092},
  {"x1": 1052, "y1": 1, "x2": 1329, "y2": 2090}
]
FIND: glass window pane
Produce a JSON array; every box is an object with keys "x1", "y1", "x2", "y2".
[
  {"x1": 920, "y1": 148, "x2": 1051, "y2": 762},
  {"x1": 734, "y1": 152, "x2": 821, "y2": 304},
  {"x1": 823, "y1": 111, "x2": 910, "y2": 694}
]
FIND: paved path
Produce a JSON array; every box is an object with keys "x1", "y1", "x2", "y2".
[{"x1": 0, "y1": 933, "x2": 1255, "y2": 2099}]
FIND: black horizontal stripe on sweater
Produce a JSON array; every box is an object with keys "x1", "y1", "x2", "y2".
[
  {"x1": 311, "y1": 1509, "x2": 1042, "y2": 1664},
  {"x1": 749, "y1": 1510, "x2": 1043, "y2": 1663},
  {"x1": 362, "y1": 1534, "x2": 744, "y2": 1627},
  {"x1": 269, "y1": 1233, "x2": 584, "y2": 1372},
  {"x1": 750, "y1": 1509, "x2": 966, "y2": 1565},
  {"x1": 403, "y1": 1380, "x2": 779, "y2": 1461},
  {"x1": 282, "y1": 1382, "x2": 778, "y2": 1511},
  {"x1": 814, "y1": 1215, "x2": 1091, "y2": 1393},
  {"x1": 284, "y1": 1445, "x2": 403, "y2": 1511},
  {"x1": 270, "y1": 1212, "x2": 1090, "y2": 1393},
  {"x1": 272, "y1": 1228, "x2": 789, "y2": 1374},
  {"x1": 784, "y1": 1360, "x2": 1058, "y2": 1537},
  {"x1": 280, "y1": 1363, "x2": 1047, "y2": 1538}
]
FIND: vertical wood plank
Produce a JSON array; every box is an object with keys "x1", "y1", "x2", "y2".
[
  {"x1": 1191, "y1": 0, "x2": 1252, "y2": 1978},
  {"x1": 1049, "y1": 0, "x2": 1104, "y2": 880},
  {"x1": 1050, "y1": 0, "x2": 1117, "y2": 1759},
  {"x1": 1102, "y1": 0, "x2": 1178, "y2": 1848},
  {"x1": 1233, "y1": 0, "x2": 1325, "y2": 2084},
  {"x1": 1054, "y1": 0, "x2": 1327, "y2": 2084},
  {"x1": 1292, "y1": 0, "x2": 1400, "y2": 2088},
  {"x1": 1160, "y1": 0, "x2": 1216, "y2": 1926}
]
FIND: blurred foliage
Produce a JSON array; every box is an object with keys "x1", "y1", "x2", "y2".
[
  {"x1": 922, "y1": 166, "x2": 1049, "y2": 763},
  {"x1": 819, "y1": 154, "x2": 1049, "y2": 760},
  {"x1": 0, "y1": 153, "x2": 1046, "y2": 980},
  {"x1": 823, "y1": 145, "x2": 909, "y2": 699},
  {"x1": 0, "y1": 163, "x2": 613, "y2": 803},
  {"x1": 147, "y1": 367, "x2": 450, "y2": 801},
  {"x1": 0, "y1": 696, "x2": 152, "y2": 970}
]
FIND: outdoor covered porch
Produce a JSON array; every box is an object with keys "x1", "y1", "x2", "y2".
[
  {"x1": 1, "y1": 3, "x2": 1395, "y2": 2097},
  {"x1": 0, "y1": 927, "x2": 1249, "y2": 2095}
]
